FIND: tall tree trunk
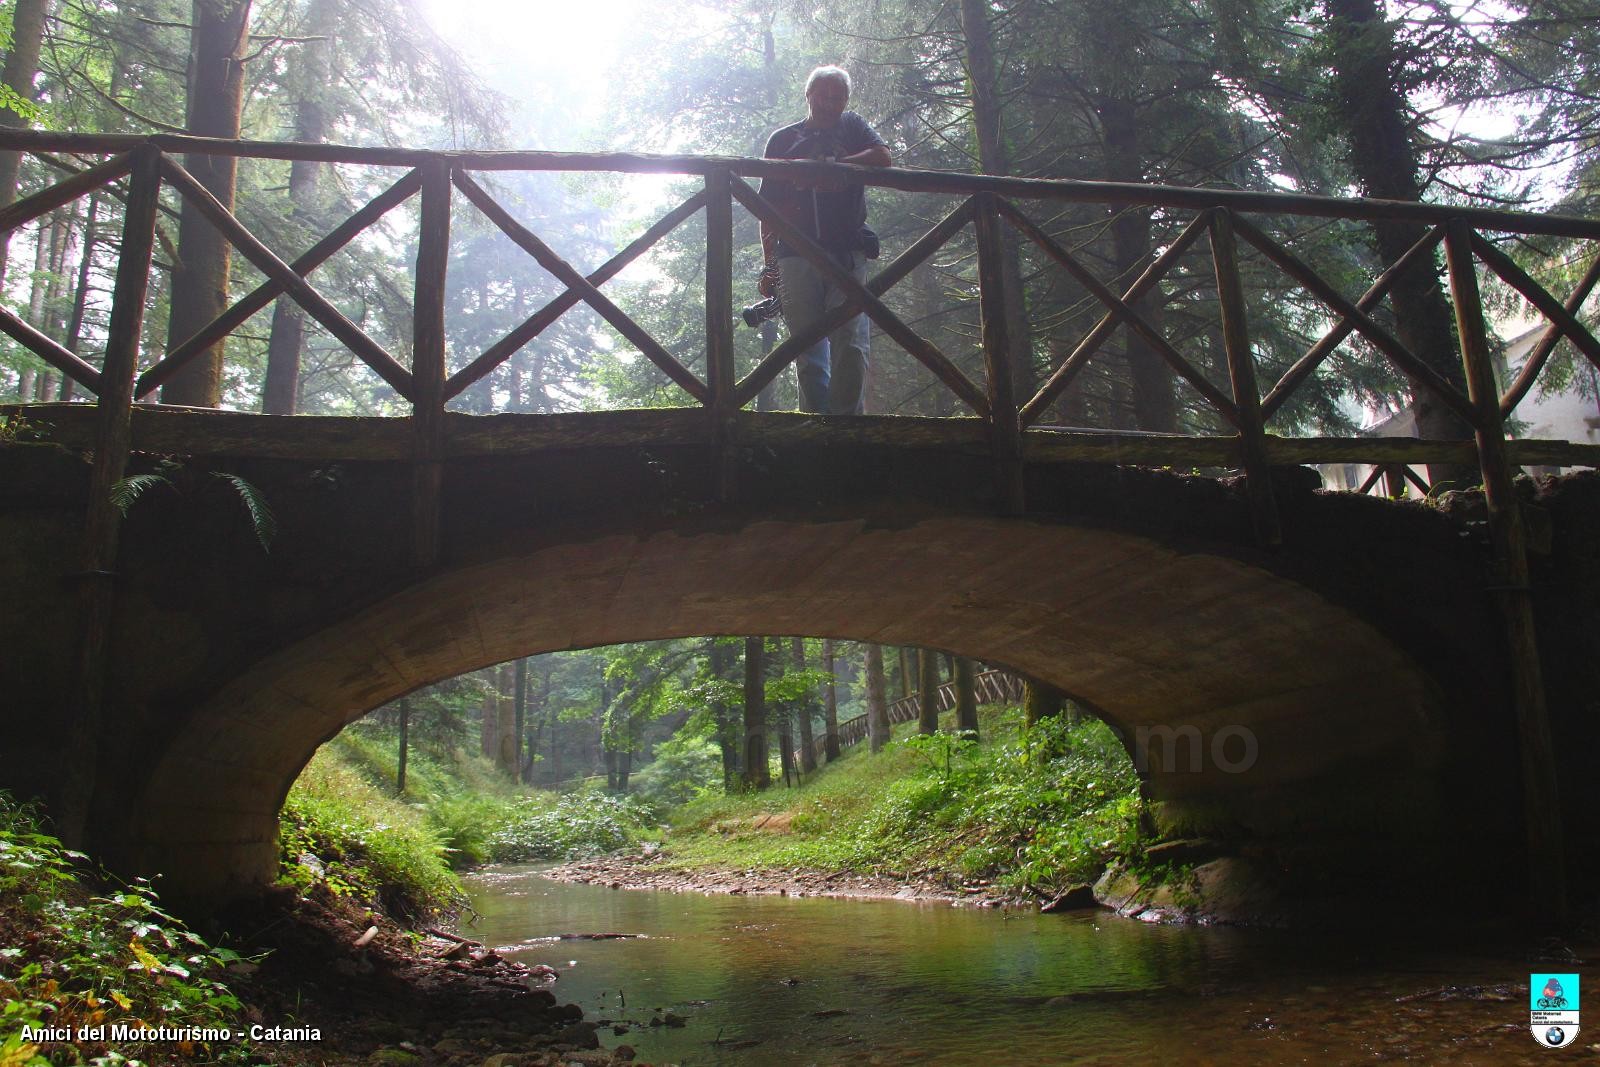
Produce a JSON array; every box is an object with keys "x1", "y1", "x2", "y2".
[
  {"x1": 60, "y1": 195, "x2": 101, "y2": 402},
  {"x1": 548, "y1": 671, "x2": 562, "y2": 784},
  {"x1": 22, "y1": 220, "x2": 49, "y2": 399},
  {"x1": 822, "y1": 638, "x2": 841, "y2": 762},
  {"x1": 898, "y1": 647, "x2": 913, "y2": 701},
  {"x1": 741, "y1": 636, "x2": 770, "y2": 790},
  {"x1": 917, "y1": 647, "x2": 941, "y2": 734},
  {"x1": 512, "y1": 656, "x2": 527, "y2": 780},
  {"x1": 1024, "y1": 678, "x2": 1064, "y2": 726},
  {"x1": 262, "y1": 0, "x2": 332, "y2": 414},
  {"x1": 497, "y1": 662, "x2": 517, "y2": 776},
  {"x1": 954, "y1": 657, "x2": 979, "y2": 738},
  {"x1": 865, "y1": 644, "x2": 890, "y2": 753},
  {"x1": 1098, "y1": 95, "x2": 1175, "y2": 433},
  {"x1": 792, "y1": 637, "x2": 817, "y2": 773},
  {"x1": 1322, "y1": 0, "x2": 1472, "y2": 484},
  {"x1": 959, "y1": 0, "x2": 1036, "y2": 400},
  {"x1": 161, "y1": 0, "x2": 253, "y2": 408},
  {"x1": 710, "y1": 640, "x2": 741, "y2": 792},
  {"x1": 779, "y1": 712, "x2": 795, "y2": 788},
  {"x1": 0, "y1": 0, "x2": 50, "y2": 287},
  {"x1": 479, "y1": 670, "x2": 497, "y2": 758},
  {"x1": 396, "y1": 695, "x2": 410, "y2": 792}
]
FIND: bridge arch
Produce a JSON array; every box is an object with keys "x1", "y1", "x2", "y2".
[{"x1": 124, "y1": 512, "x2": 1447, "y2": 897}]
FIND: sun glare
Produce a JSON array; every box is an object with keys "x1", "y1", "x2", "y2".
[{"x1": 417, "y1": 0, "x2": 643, "y2": 132}]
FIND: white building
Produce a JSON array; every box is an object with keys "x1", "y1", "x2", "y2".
[{"x1": 1319, "y1": 323, "x2": 1600, "y2": 497}]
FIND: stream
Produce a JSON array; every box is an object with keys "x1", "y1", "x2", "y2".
[{"x1": 462, "y1": 865, "x2": 1579, "y2": 1064}]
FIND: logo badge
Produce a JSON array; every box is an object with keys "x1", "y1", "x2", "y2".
[{"x1": 1530, "y1": 973, "x2": 1579, "y2": 1048}]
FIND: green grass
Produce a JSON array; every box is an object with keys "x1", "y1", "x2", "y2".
[
  {"x1": 656, "y1": 705, "x2": 1146, "y2": 898},
  {"x1": 279, "y1": 724, "x2": 658, "y2": 922},
  {"x1": 278, "y1": 746, "x2": 466, "y2": 923}
]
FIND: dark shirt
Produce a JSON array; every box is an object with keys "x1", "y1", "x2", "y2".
[{"x1": 760, "y1": 111, "x2": 887, "y2": 258}]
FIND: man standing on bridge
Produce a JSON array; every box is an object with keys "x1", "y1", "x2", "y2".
[{"x1": 757, "y1": 66, "x2": 892, "y2": 415}]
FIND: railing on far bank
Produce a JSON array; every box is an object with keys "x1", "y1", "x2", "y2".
[{"x1": 796, "y1": 669, "x2": 1025, "y2": 769}]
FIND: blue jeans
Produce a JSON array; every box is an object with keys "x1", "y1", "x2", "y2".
[{"x1": 777, "y1": 252, "x2": 869, "y2": 414}]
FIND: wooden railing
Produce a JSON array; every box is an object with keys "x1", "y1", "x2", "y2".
[{"x1": 799, "y1": 668, "x2": 1025, "y2": 766}]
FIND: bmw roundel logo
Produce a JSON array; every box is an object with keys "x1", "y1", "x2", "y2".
[{"x1": 1545, "y1": 1026, "x2": 1566, "y2": 1046}]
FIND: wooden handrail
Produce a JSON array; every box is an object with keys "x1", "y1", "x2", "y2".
[
  {"x1": 5, "y1": 131, "x2": 1597, "y2": 507},
  {"x1": 798, "y1": 669, "x2": 1025, "y2": 767},
  {"x1": 4, "y1": 129, "x2": 1600, "y2": 238}
]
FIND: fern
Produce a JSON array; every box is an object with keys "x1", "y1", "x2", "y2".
[
  {"x1": 108, "y1": 472, "x2": 174, "y2": 516},
  {"x1": 212, "y1": 472, "x2": 277, "y2": 551}
]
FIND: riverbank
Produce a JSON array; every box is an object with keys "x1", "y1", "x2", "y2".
[
  {"x1": 0, "y1": 787, "x2": 651, "y2": 1067},
  {"x1": 215, "y1": 882, "x2": 651, "y2": 1066},
  {"x1": 545, "y1": 852, "x2": 1032, "y2": 908}
]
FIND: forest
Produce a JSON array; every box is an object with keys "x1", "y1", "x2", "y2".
[
  {"x1": 1, "y1": 0, "x2": 1597, "y2": 428},
  {"x1": 4, "y1": 1, "x2": 1600, "y2": 1063}
]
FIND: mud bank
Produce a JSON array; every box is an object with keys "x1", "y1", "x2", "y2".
[
  {"x1": 212, "y1": 884, "x2": 653, "y2": 1066},
  {"x1": 543, "y1": 853, "x2": 1034, "y2": 909}
]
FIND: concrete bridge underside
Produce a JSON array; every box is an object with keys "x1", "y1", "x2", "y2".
[{"x1": 5, "y1": 412, "x2": 1594, "y2": 906}]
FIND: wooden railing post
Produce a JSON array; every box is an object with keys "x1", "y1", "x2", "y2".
[
  {"x1": 974, "y1": 193, "x2": 1024, "y2": 514},
  {"x1": 411, "y1": 156, "x2": 450, "y2": 568},
  {"x1": 1210, "y1": 208, "x2": 1281, "y2": 546},
  {"x1": 1445, "y1": 217, "x2": 1566, "y2": 922},
  {"x1": 58, "y1": 143, "x2": 162, "y2": 846},
  {"x1": 704, "y1": 167, "x2": 737, "y2": 501}
]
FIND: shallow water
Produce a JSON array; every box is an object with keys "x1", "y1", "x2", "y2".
[{"x1": 462, "y1": 866, "x2": 1587, "y2": 1065}]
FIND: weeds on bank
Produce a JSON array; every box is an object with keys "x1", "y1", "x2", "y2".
[
  {"x1": 277, "y1": 749, "x2": 466, "y2": 924},
  {"x1": 0, "y1": 792, "x2": 252, "y2": 1067},
  {"x1": 278, "y1": 732, "x2": 658, "y2": 923},
  {"x1": 487, "y1": 793, "x2": 657, "y2": 862},
  {"x1": 661, "y1": 708, "x2": 1145, "y2": 898}
]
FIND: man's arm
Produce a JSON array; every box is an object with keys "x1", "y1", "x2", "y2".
[{"x1": 840, "y1": 143, "x2": 891, "y2": 168}]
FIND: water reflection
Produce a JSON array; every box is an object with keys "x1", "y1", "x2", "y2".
[{"x1": 462, "y1": 866, "x2": 1568, "y2": 1065}]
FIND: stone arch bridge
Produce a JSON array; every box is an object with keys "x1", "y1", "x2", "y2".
[
  {"x1": 3, "y1": 407, "x2": 1598, "y2": 910},
  {"x1": 2, "y1": 132, "x2": 1600, "y2": 913}
]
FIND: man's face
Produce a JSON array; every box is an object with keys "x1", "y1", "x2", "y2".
[{"x1": 806, "y1": 77, "x2": 850, "y2": 127}]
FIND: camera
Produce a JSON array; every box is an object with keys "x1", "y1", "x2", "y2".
[{"x1": 741, "y1": 295, "x2": 782, "y2": 328}]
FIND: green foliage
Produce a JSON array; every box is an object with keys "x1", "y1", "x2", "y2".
[
  {"x1": 107, "y1": 460, "x2": 276, "y2": 551},
  {"x1": 278, "y1": 750, "x2": 465, "y2": 923},
  {"x1": 328, "y1": 720, "x2": 526, "y2": 867},
  {"x1": 659, "y1": 707, "x2": 1146, "y2": 899},
  {"x1": 0, "y1": 84, "x2": 41, "y2": 123},
  {"x1": 486, "y1": 792, "x2": 656, "y2": 863},
  {"x1": 209, "y1": 473, "x2": 277, "y2": 551},
  {"x1": 0, "y1": 792, "x2": 252, "y2": 1066},
  {"x1": 627, "y1": 735, "x2": 724, "y2": 808}
]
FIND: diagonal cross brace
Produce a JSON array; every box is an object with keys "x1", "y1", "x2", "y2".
[
  {"x1": 158, "y1": 156, "x2": 414, "y2": 401},
  {"x1": 1001, "y1": 199, "x2": 1241, "y2": 430},
  {"x1": 1018, "y1": 212, "x2": 1212, "y2": 427},
  {"x1": 729, "y1": 175, "x2": 989, "y2": 416},
  {"x1": 1258, "y1": 225, "x2": 1445, "y2": 421},
  {"x1": 733, "y1": 196, "x2": 980, "y2": 409},
  {"x1": 1230, "y1": 213, "x2": 1479, "y2": 431},
  {"x1": 445, "y1": 187, "x2": 712, "y2": 402},
  {"x1": 452, "y1": 169, "x2": 708, "y2": 405},
  {"x1": 139, "y1": 167, "x2": 424, "y2": 399}
]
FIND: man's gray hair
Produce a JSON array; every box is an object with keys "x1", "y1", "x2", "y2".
[{"x1": 805, "y1": 66, "x2": 852, "y2": 96}]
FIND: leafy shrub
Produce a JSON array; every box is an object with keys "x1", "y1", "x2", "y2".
[
  {"x1": 278, "y1": 751, "x2": 465, "y2": 923},
  {"x1": 425, "y1": 792, "x2": 520, "y2": 867},
  {"x1": 628, "y1": 737, "x2": 725, "y2": 808},
  {"x1": 0, "y1": 792, "x2": 251, "y2": 1066},
  {"x1": 487, "y1": 792, "x2": 656, "y2": 862}
]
